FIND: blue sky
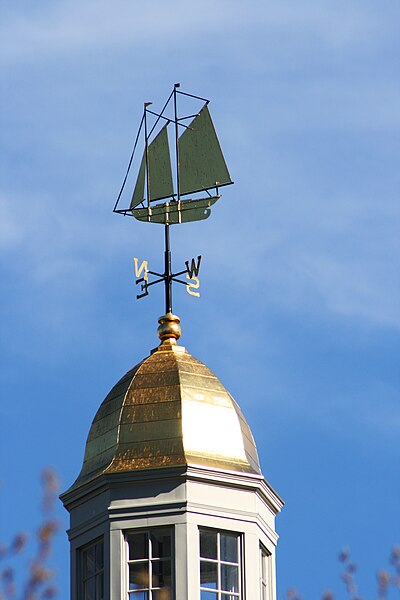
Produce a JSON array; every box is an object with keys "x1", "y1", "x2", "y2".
[{"x1": 1, "y1": 0, "x2": 399, "y2": 597}]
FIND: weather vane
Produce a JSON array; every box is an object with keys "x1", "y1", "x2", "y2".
[{"x1": 113, "y1": 84, "x2": 233, "y2": 324}]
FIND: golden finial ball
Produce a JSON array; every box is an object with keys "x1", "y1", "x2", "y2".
[{"x1": 157, "y1": 313, "x2": 181, "y2": 343}]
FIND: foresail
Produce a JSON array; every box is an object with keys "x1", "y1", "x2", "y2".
[
  {"x1": 178, "y1": 104, "x2": 232, "y2": 197},
  {"x1": 130, "y1": 124, "x2": 174, "y2": 210},
  {"x1": 148, "y1": 123, "x2": 174, "y2": 202},
  {"x1": 130, "y1": 153, "x2": 145, "y2": 209}
]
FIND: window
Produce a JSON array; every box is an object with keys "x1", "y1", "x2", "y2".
[
  {"x1": 80, "y1": 538, "x2": 104, "y2": 600},
  {"x1": 259, "y1": 545, "x2": 269, "y2": 600},
  {"x1": 127, "y1": 528, "x2": 173, "y2": 599},
  {"x1": 199, "y1": 529, "x2": 242, "y2": 600}
]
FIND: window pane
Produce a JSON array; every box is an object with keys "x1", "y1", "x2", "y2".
[
  {"x1": 152, "y1": 559, "x2": 171, "y2": 588},
  {"x1": 221, "y1": 563, "x2": 238, "y2": 592},
  {"x1": 261, "y1": 547, "x2": 268, "y2": 577},
  {"x1": 220, "y1": 534, "x2": 238, "y2": 563},
  {"x1": 83, "y1": 545, "x2": 96, "y2": 577},
  {"x1": 200, "y1": 531, "x2": 218, "y2": 559},
  {"x1": 129, "y1": 592, "x2": 149, "y2": 600},
  {"x1": 200, "y1": 561, "x2": 218, "y2": 589},
  {"x1": 96, "y1": 573, "x2": 104, "y2": 599},
  {"x1": 83, "y1": 578, "x2": 95, "y2": 600},
  {"x1": 201, "y1": 592, "x2": 218, "y2": 600},
  {"x1": 261, "y1": 582, "x2": 267, "y2": 600},
  {"x1": 128, "y1": 533, "x2": 148, "y2": 560},
  {"x1": 153, "y1": 589, "x2": 172, "y2": 600},
  {"x1": 222, "y1": 595, "x2": 240, "y2": 600},
  {"x1": 129, "y1": 563, "x2": 149, "y2": 590},
  {"x1": 150, "y1": 530, "x2": 171, "y2": 558},
  {"x1": 95, "y1": 541, "x2": 104, "y2": 571}
]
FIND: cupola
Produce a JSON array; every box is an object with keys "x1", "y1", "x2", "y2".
[
  {"x1": 61, "y1": 86, "x2": 283, "y2": 600},
  {"x1": 61, "y1": 315, "x2": 282, "y2": 600}
]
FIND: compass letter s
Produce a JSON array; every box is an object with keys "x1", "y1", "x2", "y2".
[{"x1": 186, "y1": 274, "x2": 200, "y2": 298}]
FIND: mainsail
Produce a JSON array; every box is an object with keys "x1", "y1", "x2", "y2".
[
  {"x1": 130, "y1": 124, "x2": 174, "y2": 210},
  {"x1": 178, "y1": 104, "x2": 232, "y2": 196}
]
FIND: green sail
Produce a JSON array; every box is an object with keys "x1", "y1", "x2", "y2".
[
  {"x1": 178, "y1": 104, "x2": 232, "y2": 197},
  {"x1": 130, "y1": 152, "x2": 145, "y2": 209},
  {"x1": 130, "y1": 124, "x2": 174, "y2": 209}
]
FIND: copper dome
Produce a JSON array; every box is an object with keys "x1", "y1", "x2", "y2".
[{"x1": 71, "y1": 340, "x2": 261, "y2": 491}]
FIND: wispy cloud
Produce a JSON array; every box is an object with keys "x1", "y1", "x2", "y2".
[
  {"x1": 1, "y1": 0, "x2": 398, "y2": 65},
  {"x1": 1, "y1": 6, "x2": 398, "y2": 598},
  {"x1": 1, "y1": 0, "x2": 398, "y2": 337}
]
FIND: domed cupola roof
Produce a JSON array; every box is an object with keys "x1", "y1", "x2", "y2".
[{"x1": 71, "y1": 314, "x2": 261, "y2": 491}]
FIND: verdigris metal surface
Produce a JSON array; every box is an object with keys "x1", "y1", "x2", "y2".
[
  {"x1": 132, "y1": 196, "x2": 219, "y2": 224},
  {"x1": 71, "y1": 341, "x2": 261, "y2": 491}
]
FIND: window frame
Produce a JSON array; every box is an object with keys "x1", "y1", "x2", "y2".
[
  {"x1": 199, "y1": 527, "x2": 243, "y2": 600},
  {"x1": 259, "y1": 544, "x2": 271, "y2": 600},
  {"x1": 125, "y1": 526, "x2": 174, "y2": 599},
  {"x1": 78, "y1": 537, "x2": 104, "y2": 600}
]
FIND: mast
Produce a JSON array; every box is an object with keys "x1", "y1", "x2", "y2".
[
  {"x1": 144, "y1": 103, "x2": 151, "y2": 213},
  {"x1": 173, "y1": 83, "x2": 181, "y2": 218}
]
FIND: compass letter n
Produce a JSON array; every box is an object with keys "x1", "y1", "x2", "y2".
[
  {"x1": 134, "y1": 257, "x2": 149, "y2": 299},
  {"x1": 134, "y1": 258, "x2": 149, "y2": 282}
]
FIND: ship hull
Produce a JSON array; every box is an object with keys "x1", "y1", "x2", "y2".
[{"x1": 132, "y1": 196, "x2": 220, "y2": 225}]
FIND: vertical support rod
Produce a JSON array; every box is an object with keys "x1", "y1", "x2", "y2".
[
  {"x1": 163, "y1": 83, "x2": 180, "y2": 313},
  {"x1": 164, "y1": 224, "x2": 172, "y2": 314}
]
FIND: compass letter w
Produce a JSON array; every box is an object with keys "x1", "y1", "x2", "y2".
[
  {"x1": 134, "y1": 257, "x2": 148, "y2": 282},
  {"x1": 185, "y1": 256, "x2": 202, "y2": 278}
]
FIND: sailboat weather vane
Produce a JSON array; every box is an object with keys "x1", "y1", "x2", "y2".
[{"x1": 113, "y1": 84, "x2": 233, "y2": 321}]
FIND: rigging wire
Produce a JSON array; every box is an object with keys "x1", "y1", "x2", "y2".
[
  {"x1": 113, "y1": 114, "x2": 145, "y2": 212},
  {"x1": 147, "y1": 89, "x2": 174, "y2": 139}
]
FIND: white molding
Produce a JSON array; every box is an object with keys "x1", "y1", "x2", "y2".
[{"x1": 63, "y1": 464, "x2": 281, "y2": 599}]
